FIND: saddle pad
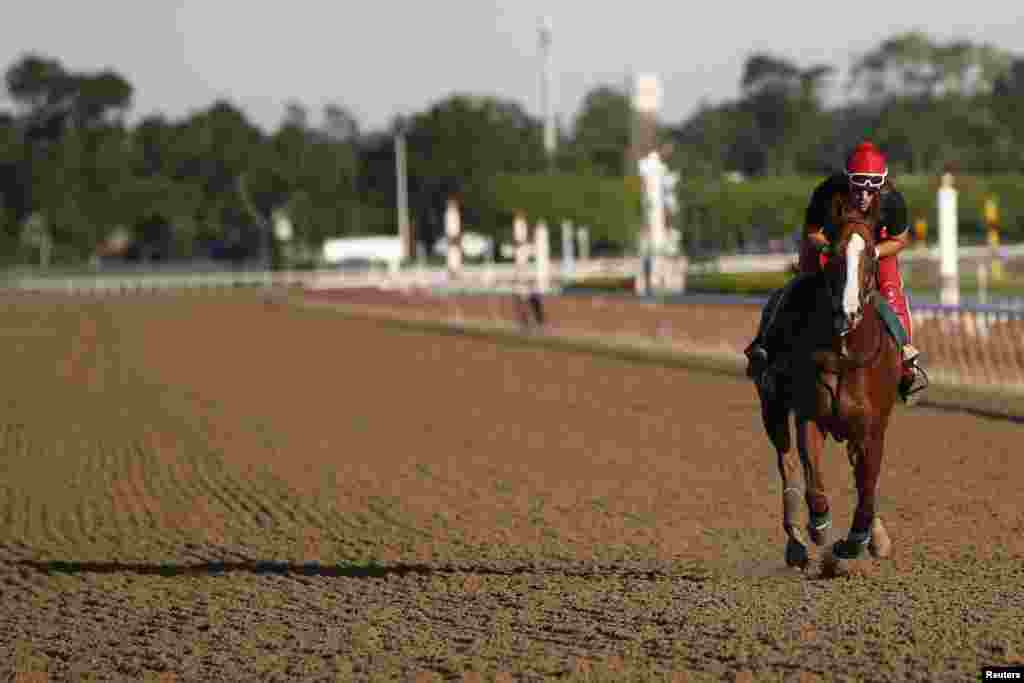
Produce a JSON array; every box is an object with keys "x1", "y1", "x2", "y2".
[{"x1": 872, "y1": 294, "x2": 908, "y2": 346}]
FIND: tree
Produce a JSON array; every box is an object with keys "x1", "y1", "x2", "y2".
[
  {"x1": 849, "y1": 32, "x2": 1013, "y2": 100},
  {"x1": 396, "y1": 94, "x2": 546, "y2": 248},
  {"x1": 669, "y1": 100, "x2": 754, "y2": 177},
  {"x1": 564, "y1": 85, "x2": 632, "y2": 176},
  {"x1": 322, "y1": 103, "x2": 359, "y2": 142},
  {"x1": 281, "y1": 100, "x2": 309, "y2": 131},
  {"x1": 737, "y1": 53, "x2": 834, "y2": 175},
  {"x1": 72, "y1": 70, "x2": 133, "y2": 127},
  {"x1": 6, "y1": 55, "x2": 134, "y2": 137},
  {"x1": 4, "y1": 54, "x2": 69, "y2": 113}
]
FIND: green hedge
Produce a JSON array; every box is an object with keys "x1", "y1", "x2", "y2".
[
  {"x1": 685, "y1": 270, "x2": 791, "y2": 295},
  {"x1": 482, "y1": 173, "x2": 644, "y2": 247},
  {"x1": 471, "y1": 172, "x2": 1024, "y2": 258}
]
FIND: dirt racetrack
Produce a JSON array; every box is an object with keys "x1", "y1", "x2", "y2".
[{"x1": 1, "y1": 292, "x2": 1022, "y2": 682}]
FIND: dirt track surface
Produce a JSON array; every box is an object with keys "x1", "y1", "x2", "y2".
[{"x1": 1, "y1": 292, "x2": 1022, "y2": 682}]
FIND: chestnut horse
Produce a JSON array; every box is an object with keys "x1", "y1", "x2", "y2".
[{"x1": 756, "y1": 195, "x2": 904, "y2": 569}]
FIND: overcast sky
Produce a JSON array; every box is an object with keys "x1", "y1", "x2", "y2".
[{"x1": 2, "y1": 1, "x2": 1022, "y2": 134}]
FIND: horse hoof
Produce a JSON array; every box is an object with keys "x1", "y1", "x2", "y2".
[
  {"x1": 831, "y1": 538, "x2": 867, "y2": 561},
  {"x1": 785, "y1": 538, "x2": 810, "y2": 569},
  {"x1": 869, "y1": 518, "x2": 892, "y2": 559},
  {"x1": 807, "y1": 514, "x2": 832, "y2": 546}
]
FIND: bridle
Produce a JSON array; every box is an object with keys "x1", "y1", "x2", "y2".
[{"x1": 821, "y1": 219, "x2": 883, "y2": 368}]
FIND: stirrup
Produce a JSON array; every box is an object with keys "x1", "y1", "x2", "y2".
[
  {"x1": 902, "y1": 344, "x2": 920, "y2": 364},
  {"x1": 746, "y1": 344, "x2": 769, "y2": 364},
  {"x1": 900, "y1": 364, "x2": 929, "y2": 405}
]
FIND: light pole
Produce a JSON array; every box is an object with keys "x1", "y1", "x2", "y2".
[{"x1": 538, "y1": 16, "x2": 556, "y2": 170}]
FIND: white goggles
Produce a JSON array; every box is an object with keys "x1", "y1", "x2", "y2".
[{"x1": 846, "y1": 172, "x2": 887, "y2": 190}]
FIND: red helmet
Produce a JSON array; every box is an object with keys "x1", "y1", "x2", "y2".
[{"x1": 845, "y1": 141, "x2": 887, "y2": 189}]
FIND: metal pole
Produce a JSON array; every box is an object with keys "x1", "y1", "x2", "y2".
[
  {"x1": 539, "y1": 16, "x2": 555, "y2": 170},
  {"x1": 395, "y1": 126, "x2": 411, "y2": 264}
]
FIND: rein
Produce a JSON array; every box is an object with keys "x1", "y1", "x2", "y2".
[
  {"x1": 817, "y1": 221, "x2": 886, "y2": 372},
  {"x1": 835, "y1": 291, "x2": 885, "y2": 369}
]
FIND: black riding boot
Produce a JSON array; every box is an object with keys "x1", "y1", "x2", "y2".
[
  {"x1": 744, "y1": 342, "x2": 770, "y2": 379},
  {"x1": 746, "y1": 290, "x2": 781, "y2": 380}
]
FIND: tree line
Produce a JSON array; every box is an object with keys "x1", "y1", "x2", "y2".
[
  {"x1": 674, "y1": 32, "x2": 1024, "y2": 178},
  {"x1": 2, "y1": 31, "x2": 1023, "y2": 267}
]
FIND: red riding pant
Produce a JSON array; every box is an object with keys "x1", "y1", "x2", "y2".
[
  {"x1": 876, "y1": 253, "x2": 913, "y2": 347},
  {"x1": 797, "y1": 240, "x2": 913, "y2": 346}
]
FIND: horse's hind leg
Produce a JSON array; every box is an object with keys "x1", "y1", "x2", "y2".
[
  {"x1": 796, "y1": 418, "x2": 832, "y2": 547},
  {"x1": 763, "y1": 398, "x2": 806, "y2": 568}
]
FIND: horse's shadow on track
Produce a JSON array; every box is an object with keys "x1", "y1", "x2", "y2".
[
  {"x1": 15, "y1": 559, "x2": 454, "y2": 580},
  {"x1": 15, "y1": 559, "x2": 703, "y2": 581},
  {"x1": 12, "y1": 556, "x2": 727, "y2": 585}
]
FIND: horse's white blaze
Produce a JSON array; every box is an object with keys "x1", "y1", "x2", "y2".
[{"x1": 843, "y1": 233, "x2": 866, "y2": 317}]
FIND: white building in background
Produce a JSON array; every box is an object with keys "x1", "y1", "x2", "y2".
[{"x1": 321, "y1": 236, "x2": 404, "y2": 270}]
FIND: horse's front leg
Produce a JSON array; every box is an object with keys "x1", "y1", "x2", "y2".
[
  {"x1": 833, "y1": 429, "x2": 889, "y2": 559},
  {"x1": 796, "y1": 418, "x2": 831, "y2": 546},
  {"x1": 763, "y1": 396, "x2": 806, "y2": 568}
]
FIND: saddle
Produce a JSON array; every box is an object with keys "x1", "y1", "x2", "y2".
[{"x1": 753, "y1": 276, "x2": 908, "y2": 399}]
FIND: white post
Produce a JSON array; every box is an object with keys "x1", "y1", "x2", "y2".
[
  {"x1": 639, "y1": 151, "x2": 667, "y2": 292},
  {"x1": 40, "y1": 233, "x2": 52, "y2": 270},
  {"x1": 416, "y1": 242, "x2": 427, "y2": 287},
  {"x1": 445, "y1": 198, "x2": 462, "y2": 278},
  {"x1": 514, "y1": 213, "x2": 530, "y2": 268},
  {"x1": 484, "y1": 239, "x2": 496, "y2": 287},
  {"x1": 535, "y1": 221, "x2": 550, "y2": 292},
  {"x1": 576, "y1": 226, "x2": 590, "y2": 262},
  {"x1": 395, "y1": 128, "x2": 411, "y2": 263},
  {"x1": 938, "y1": 172, "x2": 959, "y2": 306},
  {"x1": 561, "y1": 220, "x2": 575, "y2": 282},
  {"x1": 635, "y1": 237, "x2": 650, "y2": 296}
]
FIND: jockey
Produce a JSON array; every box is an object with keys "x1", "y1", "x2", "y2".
[{"x1": 745, "y1": 141, "x2": 928, "y2": 405}]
